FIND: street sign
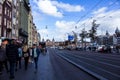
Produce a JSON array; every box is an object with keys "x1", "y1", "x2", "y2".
[{"x1": 68, "y1": 35, "x2": 74, "y2": 41}]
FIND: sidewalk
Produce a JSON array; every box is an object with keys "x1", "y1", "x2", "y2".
[{"x1": 0, "y1": 51, "x2": 54, "y2": 80}]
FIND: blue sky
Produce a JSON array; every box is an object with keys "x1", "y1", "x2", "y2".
[{"x1": 30, "y1": 0, "x2": 120, "y2": 41}]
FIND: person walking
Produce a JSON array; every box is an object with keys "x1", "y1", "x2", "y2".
[
  {"x1": 28, "y1": 47, "x2": 33, "y2": 63},
  {"x1": 32, "y1": 44, "x2": 40, "y2": 73},
  {"x1": 6, "y1": 39, "x2": 19, "y2": 79},
  {"x1": 0, "y1": 40, "x2": 8, "y2": 75},
  {"x1": 23, "y1": 43, "x2": 29, "y2": 70},
  {"x1": 16, "y1": 44, "x2": 23, "y2": 70}
]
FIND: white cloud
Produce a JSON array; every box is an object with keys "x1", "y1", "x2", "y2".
[
  {"x1": 52, "y1": 1, "x2": 84, "y2": 12},
  {"x1": 55, "y1": 20, "x2": 77, "y2": 41},
  {"x1": 37, "y1": 0, "x2": 63, "y2": 18},
  {"x1": 93, "y1": 7, "x2": 108, "y2": 14},
  {"x1": 54, "y1": 8, "x2": 120, "y2": 41},
  {"x1": 56, "y1": 21, "x2": 75, "y2": 30},
  {"x1": 38, "y1": 29, "x2": 49, "y2": 35},
  {"x1": 93, "y1": 10, "x2": 120, "y2": 35},
  {"x1": 33, "y1": 0, "x2": 84, "y2": 18}
]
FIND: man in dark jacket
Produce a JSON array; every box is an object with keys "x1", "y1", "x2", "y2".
[
  {"x1": 6, "y1": 39, "x2": 18, "y2": 79},
  {"x1": 32, "y1": 44, "x2": 40, "y2": 73}
]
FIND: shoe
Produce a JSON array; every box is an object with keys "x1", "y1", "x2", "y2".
[
  {"x1": 34, "y1": 69, "x2": 37, "y2": 73},
  {"x1": 15, "y1": 68, "x2": 17, "y2": 72},
  {"x1": 9, "y1": 76, "x2": 15, "y2": 80},
  {"x1": 7, "y1": 70, "x2": 10, "y2": 73},
  {"x1": 0, "y1": 72, "x2": 2, "y2": 75}
]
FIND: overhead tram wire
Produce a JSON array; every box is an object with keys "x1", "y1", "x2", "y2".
[
  {"x1": 76, "y1": 0, "x2": 104, "y2": 24},
  {"x1": 75, "y1": 0, "x2": 120, "y2": 33},
  {"x1": 74, "y1": 0, "x2": 104, "y2": 33},
  {"x1": 91, "y1": 0, "x2": 120, "y2": 20},
  {"x1": 77, "y1": 0, "x2": 119, "y2": 25}
]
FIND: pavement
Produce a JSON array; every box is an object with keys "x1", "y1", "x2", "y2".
[{"x1": 0, "y1": 51, "x2": 54, "y2": 80}]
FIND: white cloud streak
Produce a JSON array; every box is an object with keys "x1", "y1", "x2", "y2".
[
  {"x1": 34, "y1": 0, "x2": 84, "y2": 18},
  {"x1": 52, "y1": 1, "x2": 84, "y2": 12}
]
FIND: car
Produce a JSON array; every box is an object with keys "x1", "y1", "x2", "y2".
[
  {"x1": 96, "y1": 46, "x2": 104, "y2": 52},
  {"x1": 58, "y1": 46, "x2": 64, "y2": 50},
  {"x1": 76, "y1": 46, "x2": 83, "y2": 50}
]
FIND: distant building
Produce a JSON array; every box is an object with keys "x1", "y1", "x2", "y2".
[
  {"x1": 113, "y1": 27, "x2": 120, "y2": 46},
  {"x1": 96, "y1": 35, "x2": 113, "y2": 46}
]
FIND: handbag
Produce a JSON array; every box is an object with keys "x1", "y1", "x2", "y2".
[{"x1": 24, "y1": 53, "x2": 29, "y2": 57}]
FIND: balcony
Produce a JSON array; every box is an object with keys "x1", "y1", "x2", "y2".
[
  {"x1": 19, "y1": 28, "x2": 28, "y2": 37},
  {"x1": 7, "y1": 27, "x2": 12, "y2": 32}
]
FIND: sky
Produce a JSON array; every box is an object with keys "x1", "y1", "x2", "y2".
[{"x1": 30, "y1": 0, "x2": 120, "y2": 42}]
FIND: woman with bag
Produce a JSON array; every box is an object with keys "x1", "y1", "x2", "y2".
[{"x1": 23, "y1": 43, "x2": 29, "y2": 70}]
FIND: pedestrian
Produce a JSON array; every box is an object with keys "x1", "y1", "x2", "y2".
[
  {"x1": 23, "y1": 43, "x2": 29, "y2": 70},
  {"x1": 32, "y1": 44, "x2": 40, "y2": 73},
  {"x1": 0, "y1": 40, "x2": 9, "y2": 75},
  {"x1": 28, "y1": 47, "x2": 33, "y2": 63},
  {"x1": 16, "y1": 44, "x2": 23, "y2": 70},
  {"x1": 6, "y1": 39, "x2": 19, "y2": 79}
]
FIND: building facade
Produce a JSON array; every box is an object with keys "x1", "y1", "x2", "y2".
[
  {"x1": 32, "y1": 23, "x2": 37, "y2": 45},
  {"x1": 11, "y1": 0, "x2": 19, "y2": 39},
  {"x1": 19, "y1": 0, "x2": 30, "y2": 43},
  {"x1": 1, "y1": 0, "x2": 12, "y2": 38},
  {"x1": 0, "y1": 0, "x2": 40, "y2": 46},
  {"x1": 28, "y1": 10, "x2": 33, "y2": 47},
  {"x1": 0, "y1": 0, "x2": 4, "y2": 37}
]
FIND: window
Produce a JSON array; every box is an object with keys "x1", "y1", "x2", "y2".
[
  {"x1": 13, "y1": 18, "x2": 16, "y2": 25},
  {"x1": 14, "y1": 0, "x2": 17, "y2": 5},
  {"x1": 4, "y1": 29, "x2": 6, "y2": 37},
  {"x1": 10, "y1": 12, "x2": 11, "y2": 18},
  {"x1": 5, "y1": 7, "x2": 7, "y2": 15},
  {"x1": 4, "y1": 18, "x2": 6, "y2": 26},
  {"x1": 9, "y1": 22, "x2": 12, "y2": 28},
  {"x1": 0, "y1": 5, "x2": 2, "y2": 14},
  {"x1": 7, "y1": 10, "x2": 9, "y2": 16},
  {"x1": 0, "y1": 16, "x2": 1, "y2": 25},
  {"x1": 7, "y1": 20, "x2": 9, "y2": 28}
]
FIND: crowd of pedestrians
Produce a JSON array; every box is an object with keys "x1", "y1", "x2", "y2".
[{"x1": 0, "y1": 39, "x2": 41, "y2": 80}]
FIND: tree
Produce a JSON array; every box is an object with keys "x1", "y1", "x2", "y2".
[
  {"x1": 89, "y1": 20, "x2": 100, "y2": 43},
  {"x1": 79, "y1": 28, "x2": 88, "y2": 48}
]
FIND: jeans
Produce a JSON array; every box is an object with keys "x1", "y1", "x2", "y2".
[
  {"x1": 24, "y1": 57, "x2": 29, "y2": 70},
  {"x1": 0, "y1": 61, "x2": 3, "y2": 72},
  {"x1": 34, "y1": 58, "x2": 38, "y2": 69},
  {"x1": 16, "y1": 57, "x2": 22, "y2": 69},
  {"x1": 9, "y1": 62, "x2": 15, "y2": 78}
]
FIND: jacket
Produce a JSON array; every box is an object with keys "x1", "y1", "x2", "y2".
[
  {"x1": 32, "y1": 48, "x2": 40, "y2": 58},
  {"x1": 0, "y1": 47, "x2": 6, "y2": 61},
  {"x1": 6, "y1": 44, "x2": 18, "y2": 62}
]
